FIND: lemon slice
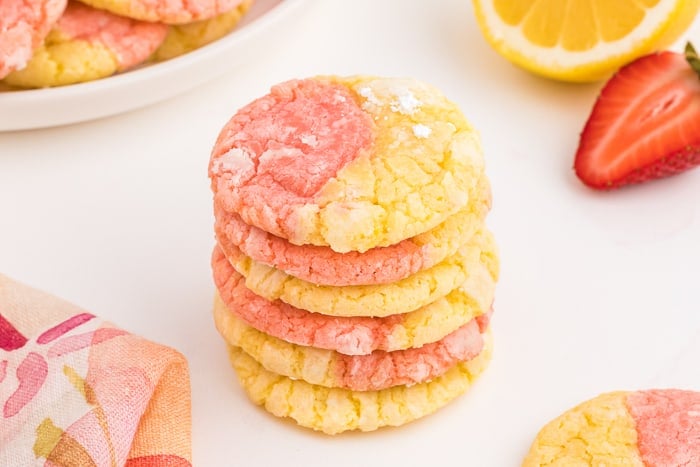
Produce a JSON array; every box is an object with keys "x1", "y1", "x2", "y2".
[{"x1": 472, "y1": 0, "x2": 700, "y2": 82}]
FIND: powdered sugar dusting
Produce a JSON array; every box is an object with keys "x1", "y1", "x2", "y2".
[
  {"x1": 358, "y1": 83, "x2": 423, "y2": 116},
  {"x1": 412, "y1": 124, "x2": 432, "y2": 138},
  {"x1": 358, "y1": 86, "x2": 381, "y2": 110},
  {"x1": 390, "y1": 89, "x2": 421, "y2": 115}
]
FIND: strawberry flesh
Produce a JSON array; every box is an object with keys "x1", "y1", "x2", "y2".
[{"x1": 574, "y1": 46, "x2": 700, "y2": 189}]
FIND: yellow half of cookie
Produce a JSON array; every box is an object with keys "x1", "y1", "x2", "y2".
[
  {"x1": 3, "y1": 32, "x2": 117, "y2": 88},
  {"x1": 523, "y1": 392, "x2": 641, "y2": 466}
]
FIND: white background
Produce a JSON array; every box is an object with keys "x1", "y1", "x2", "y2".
[{"x1": 2, "y1": 1, "x2": 700, "y2": 465}]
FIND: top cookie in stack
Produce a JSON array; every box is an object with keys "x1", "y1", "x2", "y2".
[
  {"x1": 209, "y1": 75, "x2": 499, "y2": 434},
  {"x1": 210, "y1": 76, "x2": 486, "y2": 255}
]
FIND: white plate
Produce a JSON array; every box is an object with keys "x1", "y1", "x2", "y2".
[{"x1": 0, "y1": 0, "x2": 309, "y2": 132}]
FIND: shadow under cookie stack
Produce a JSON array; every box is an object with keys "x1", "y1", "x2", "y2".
[{"x1": 208, "y1": 75, "x2": 499, "y2": 434}]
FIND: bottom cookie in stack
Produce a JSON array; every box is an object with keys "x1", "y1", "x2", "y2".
[
  {"x1": 226, "y1": 337, "x2": 492, "y2": 435},
  {"x1": 215, "y1": 301, "x2": 492, "y2": 434}
]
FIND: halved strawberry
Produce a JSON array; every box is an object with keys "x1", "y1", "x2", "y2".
[{"x1": 574, "y1": 43, "x2": 700, "y2": 189}]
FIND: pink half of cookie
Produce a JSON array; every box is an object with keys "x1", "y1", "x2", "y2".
[
  {"x1": 56, "y1": 1, "x2": 167, "y2": 71},
  {"x1": 209, "y1": 78, "x2": 374, "y2": 243},
  {"x1": 209, "y1": 80, "x2": 373, "y2": 238},
  {"x1": 211, "y1": 246, "x2": 492, "y2": 356},
  {"x1": 332, "y1": 317, "x2": 486, "y2": 391},
  {"x1": 626, "y1": 389, "x2": 700, "y2": 466},
  {"x1": 0, "y1": 0, "x2": 66, "y2": 78}
]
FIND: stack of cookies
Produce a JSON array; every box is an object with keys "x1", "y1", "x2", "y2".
[{"x1": 208, "y1": 76, "x2": 499, "y2": 434}]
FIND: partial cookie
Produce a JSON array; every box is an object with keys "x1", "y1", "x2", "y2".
[
  {"x1": 228, "y1": 331, "x2": 493, "y2": 434},
  {"x1": 0, "y1": 0, "x2": 66, "y2": 78},
  {"x1": 214, "y1": 175, "x2": 491, "y2": 286},
  {"x1": 152, "y1": 0, "x2": 252, "y2": 62},
  {"x1": 523, "y1": 389, "x2": 700, "y2": 466},
  {"x1": 218, "y1": 228, "x2": 498, "y2": 317},
  {"x1": 209, "y1": 76, "x2": 485, "y2": 253},
  {"x1": 77, "y1": 0, "x2": 245, "y2": 24},
  {"x1": 211, "y1": 246, "x2": 496, "y2": 355},
  {"x1": 214, "y1": 296, "x2": 489, "y2": 391},
  {"x1": 4, "y1": 1, "x2": 167, "y2": 88}
]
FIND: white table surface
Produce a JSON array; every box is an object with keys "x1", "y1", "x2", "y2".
[{"x1": 2, "y1": 1, "x2": 700, "y2": 465}]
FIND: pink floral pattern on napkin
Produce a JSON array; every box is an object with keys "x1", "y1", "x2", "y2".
[{"x1": 0, "y1": 275, "x2": 192, "y2": 467}]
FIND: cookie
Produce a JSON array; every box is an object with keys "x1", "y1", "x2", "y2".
[
  {"x1": 211, "y1": 245, "x2": 496, "y2": 355},
  {"x1": 209, "y1": 76, "x2": 485, "y2": 253},
  {"x1": 3, "y1": 1, "x2": 167, "y2": 88},
  {"x1": 214, "y1": 174, "x2": 491, "y2": 286},
  {"x1": 77, "y1": 0, "x2": 245, "y2": 24},
  {"x1": 0, "y1": 0, "x2": 66, "y2": 79},
  {"x1": 523, "y1": 389, "x2": 700, "y2": 466},
  {"x1": 217, "y1": 227, "x2": 498, "y2": 318},
  {"x1": 214, "y1": 294, "x2": 489, "y2": 391},
  {"x1": 151, "y1": 0, "x2": 252, "y2": 62},
  {"x1": 227, "y1": 331, "x2": 493, "y2": 434}
]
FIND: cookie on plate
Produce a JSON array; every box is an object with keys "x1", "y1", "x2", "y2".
[
  {"x1": 152, "y1": 0, "x2": 253, "y2": 62},
  {"x1": 228, "y1": 331, "x2": 493, "y2": 435},
  {"x1": 212, "y1": 245, "x2": 496, "y2": 355},
  {"x1": 209, "y1": 76, "x2": 485, "y2": 253},
  {"x1": 3, "y1": 1, "x2": 167, "y2": 88},
  {"x1": 217, "y1": 228, "x2": 498, "y2": 318},
  {"x1": 78, "y1": 0, "x2": 246, "y2": 24},
  {"x1": 523, "y1": 389, "x2": 700, "y2": 466},
  {"x1": 0, "y1": 0, "x2": 67, "y2": 79}
]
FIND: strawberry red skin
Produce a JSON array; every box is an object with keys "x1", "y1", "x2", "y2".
[{"x1": 574, "y1": 50, "x2": 700, "y2": 189}]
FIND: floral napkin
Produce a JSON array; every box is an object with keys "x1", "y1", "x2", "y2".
[{"x1": 0, "y1": 274, "x2": 192, "y2": 466}]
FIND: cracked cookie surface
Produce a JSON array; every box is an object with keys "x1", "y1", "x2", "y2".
[{"x1": 209, "y1": 76, "x2": 485, "y2": 253}]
